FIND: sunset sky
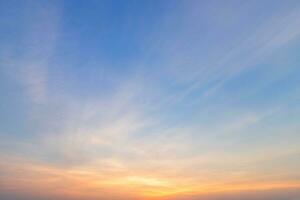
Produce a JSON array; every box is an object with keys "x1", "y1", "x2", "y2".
[{"x1": 1, "y1": 0, "x2": 300, "y2": 200}]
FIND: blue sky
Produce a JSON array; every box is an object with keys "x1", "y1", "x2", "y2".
[{"x1": 1, "y1": 0, "x2": 300, "y2": 200}]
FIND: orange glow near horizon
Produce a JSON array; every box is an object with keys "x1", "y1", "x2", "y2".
[
  {"x1": 1, "y1": 158, "x2": 300, "y2": 200},
  {"x1": 1, "y1": 0, "x2": 300, "y2": 200}
]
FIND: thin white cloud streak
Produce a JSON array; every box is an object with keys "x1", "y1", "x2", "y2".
[
  {"x1": 144, "y1": 6, "x2": 300, "y2": 108},
  {"x1": 1, "y1": 1, "x2": 61, "y2": 104}
]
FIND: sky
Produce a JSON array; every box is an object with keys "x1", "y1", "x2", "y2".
[{"x1": 0, "y1": 0, "x2": 300, "y2": 200}]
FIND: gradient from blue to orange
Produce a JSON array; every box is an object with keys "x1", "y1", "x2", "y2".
[{"x1": 1, "y1": 0, "x2": 300, "y2": 200}]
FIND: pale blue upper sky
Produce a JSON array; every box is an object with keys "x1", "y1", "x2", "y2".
[{"x1": 0, "y1": 0, "x2": 300, "y2": 199}]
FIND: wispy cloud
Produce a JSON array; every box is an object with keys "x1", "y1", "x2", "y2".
[
  {"x1": 1, "y1": 1, "x2": 300, "y2": 200},
  {"x1": 145, "y1": 5, "x2": 300, "y2": 106},
  {"x1": 1, "y1": 1, "x2": 61, "y2": 104}
]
